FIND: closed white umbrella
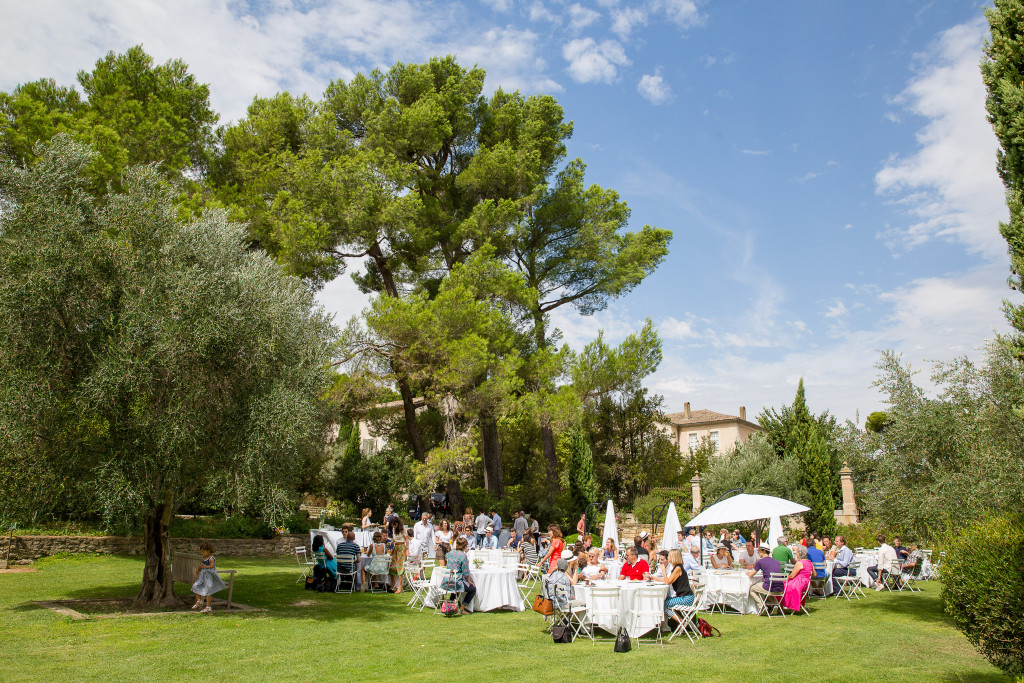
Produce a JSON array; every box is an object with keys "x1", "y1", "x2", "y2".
[
  {"x1": 660, "y1": 501, "x2": 683, "y2": 551},
  {"x1": 602, "y1": 500, "x2": 618, "y2": 547},
  {"x1": 683, "y1": 493, "x2": 808, "y2": 528},
  {"x1": 769, "y1": 515, "x2": 784, "y2": 547}
]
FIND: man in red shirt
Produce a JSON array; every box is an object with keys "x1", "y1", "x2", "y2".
[{"x1": 619, "y1": 547, "x2": 650, "y2": 581}]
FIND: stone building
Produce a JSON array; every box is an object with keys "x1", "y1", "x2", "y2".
[{"x1": 663, "y1": 402, "x2": 764, "y2": 456}]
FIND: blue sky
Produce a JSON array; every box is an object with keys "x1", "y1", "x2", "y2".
[{"x1": 3, "y1": 0, "x2": 1012, "y2": 422}]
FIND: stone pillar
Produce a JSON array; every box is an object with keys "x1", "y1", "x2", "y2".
[
  {"x1": 690, "y1": 474, "x2": 702, "y2": 513},
  {"x1": 834, "y1": 462, "x2": 859, "y2": 525}
]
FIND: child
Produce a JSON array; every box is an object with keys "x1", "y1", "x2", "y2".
[{"x1": 192, "y1": 542, "x2": 227, "y2": 613}]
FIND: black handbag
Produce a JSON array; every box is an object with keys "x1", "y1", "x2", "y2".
[
  {"x1": 551, "y1": 621, "x2": 573, "y2": 643},
  {"x1": 614, "y1": 628, "x2": 631, "y2": 652}
]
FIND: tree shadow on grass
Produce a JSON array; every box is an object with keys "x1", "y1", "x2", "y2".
[
  {"x1": 848, "y1": 591, "x2": 954, "y2": 626},
  {"x1": 939, "y1": 670, "x2": 1010, "y2": 682}
]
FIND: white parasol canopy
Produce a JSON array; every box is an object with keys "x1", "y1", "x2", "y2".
[
  {"x1": 684, "y1": 493, "x2": 808, "y2": 528},
  {"x1": 602, "y1": 500, "x2": 618, "y2": 547},
  {"x1": 660, "y1": 501, "x2": 683, "y2": 550}
]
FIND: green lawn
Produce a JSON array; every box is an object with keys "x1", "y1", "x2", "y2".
[{"x1": 0, "y1": 555, "x2": 1007, "y2": 682}]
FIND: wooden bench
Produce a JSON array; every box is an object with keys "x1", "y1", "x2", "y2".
[{"x1": 171, "y1": 552, "x2": 237, "y2": 609}]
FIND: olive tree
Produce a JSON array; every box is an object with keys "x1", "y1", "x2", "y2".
[{"x1": 0, "y1": 137, "x2": 336, "y2": 606}]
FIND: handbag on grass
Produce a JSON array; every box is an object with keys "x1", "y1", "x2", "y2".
[
  {"x1": 532, "y1": 594, "x2": 553, "y2": 616},
  {"x1": 613, "y1": 628, "x2": 631, "y2": 652},
  {"x1": 551, "y1": 622, "x2": 573, "y2": 643},
  {"x1": 439, "y1": 599, "x2": 460, "y2": 617}
]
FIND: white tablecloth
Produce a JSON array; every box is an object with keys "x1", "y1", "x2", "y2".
[
  {"x1": 576, "y1": 580, "x2": 668, "y2": 637},
  {"x1": 310, "y1": 529, "x2": 373, "y2": 551},
  {"x1": 700, "y1": 570, "x2": 757, "y2": 614},
  {"x1": 425, "y1": 568, "x2": 523, "y2": 612},
  {"x1": 467, "y1": 549, "x2": 518, "y2": 568}
]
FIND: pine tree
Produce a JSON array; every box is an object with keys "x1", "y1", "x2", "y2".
[
  {"x1": 983, "y1": 0, "x2": 1024, "y2": 354},
  {"x1": 789, "y1": 379, "x2": 837, "y2": 536},
  {"x1": 568, "y1": 426, "x2": 596, "y2": 514}
]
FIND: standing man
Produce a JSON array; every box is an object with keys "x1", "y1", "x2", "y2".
[
  {"x1": 491, "y1": 509, "x2": 503, "y2": 544},
  {"x1": 475, "y1": 508, "x2": 491, "y2": 547},
  {"x1": 830, "y1": 535, "x2": 854, "y2": 595},
  {"x1": 513, "y1": 510, "x2": 528, "y2": 540},
  {"x1": 529, "y1": 513, "x2": 540, "y2": 544},
  {"x1": 413, "y1": 512, "x2": 436, "y2": 559}
]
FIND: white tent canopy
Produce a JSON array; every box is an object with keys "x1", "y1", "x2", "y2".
[
  {"x1": 660, "y1": 501, "x2": 683, "y2": 551},
  {"x1": 602, "y1": 500, "x2": 618, "y2": 547},
  {"x1": 684, "y1": 493, "x2": 808, "y2": 529}
]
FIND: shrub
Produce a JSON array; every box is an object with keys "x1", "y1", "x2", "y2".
[
  {"x1": 630, "y1": 488, "x2": 690, "y2": 527},
  {"x1": 942, "y1": 512, "x2": 1024, "y2": 681}
]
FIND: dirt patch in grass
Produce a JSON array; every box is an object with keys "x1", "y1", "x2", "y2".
[
  {"x1": 34, "y1": 596, "x2": 264, "y2": 619},
  {"x1": 0, "y1": 567, "x2": 38, "y2": 573}
]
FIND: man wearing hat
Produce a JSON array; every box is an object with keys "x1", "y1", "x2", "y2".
[
  {"x1": 634, "y1": 532, "x2": 651, "y2": 561},
  {"x1": 545, "y1": 551, "x2": 584, "y2": 611},
  {"x1": 746, "y1": 543, "x2": 784, "y2": 611},
  {"x1": 479, "y1": 525, "x2": 498, "y2": 550}
]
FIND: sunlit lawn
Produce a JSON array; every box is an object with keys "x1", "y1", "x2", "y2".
[{"x1": 0, "y1": 555, "x2": 1007, "y2": 682}]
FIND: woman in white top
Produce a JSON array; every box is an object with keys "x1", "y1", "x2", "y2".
[
  {"x1": 434, "y1": 518, "x2": 453, "y2": 549},
  {"x1": 361, "y1": 508, "x2": 373, "y2": 530},
  {"x1": 580, "y1": 549, "x2": 608, "y2": 580}
]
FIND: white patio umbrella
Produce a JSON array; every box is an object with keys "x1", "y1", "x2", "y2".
[
  {"x1": 602, "y1": 500, "x2": 618, "y2": 547},
  {"x1": 660, "y1": 501, "x2": 683, "y2": 551},
  {"x1": 684, "y1": 493, "x2": 808, "y2": 529}
]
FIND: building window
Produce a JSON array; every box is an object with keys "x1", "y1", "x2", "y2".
[
  {"x1": 688, "y1": 433, "x2": 699, "y2": 453},
  {"x1": 361, "y1": 438, "x2": 377, "y2": 455},
  {"x1": 710, "y1": 431, "x2": 720, "y2": 452}
]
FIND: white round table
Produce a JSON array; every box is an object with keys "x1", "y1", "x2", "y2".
[
  {"x1": 425, "y1": 568, "x2": 523, "y2": 612},
  {"x1": 575, "y1": 579, "x2": 668, "y2": 637},
  {"x1": 699, "y1": 570, "x2": 757, "y2": 614}
]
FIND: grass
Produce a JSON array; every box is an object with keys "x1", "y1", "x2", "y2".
[{"x1": 0, "y1": 555, "x2": 1008, "y2": 682}]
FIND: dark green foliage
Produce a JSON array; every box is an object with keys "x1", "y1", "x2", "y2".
[
  {"x1": 791, "y1": 417, "x2": 837, "y2": 537},
  {"x1": 329, "y1": 423, "x2": 363, "y2": 505},
  {"x1": 983, "y1": 0, "x2": 1024, "y2": 356},
  {"x1": 943, "y1": 512, "x2": 1024, "y2": 680},
  {"x1": 168, "y1": 516, "x2": 277, "y2": 540},
  {"x1": 630, "y1": 487, "x2": 690, "y2": 526},
  {"x1": 567, "y1": 426, "x2": 596, "y2": 514},
  {"x1": 864, "y1": 411, "x2": 890, "y2": 433},
  {"x1": 701, "y1": 433, "x2": 807, "y2": 508},
  {"x1": 681, "y1": 434, "x2": 714, "y2": 483},
  {"x1": 0, "y1": 45, "x2": 217, "y2": 193}
]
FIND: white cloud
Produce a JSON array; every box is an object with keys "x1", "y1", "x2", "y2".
[
  {"x1": 796, "y1": 171, "x2": 820, "y2": 182},
  {"x1": 824, "y1": 300, "x2": 849, "y2": 319},
  {"x1": 741, "y1": 148, "x2": 772, "y2": 156},
  {"x1": 638, "y1": 69, "x2": 672, "y2": 105},
  {"x1": 481, "y1": 0, "x2": 515, "y2": 12},
  {"x1": 562, "y1": 37, "x2": 630, "y2": 83},
  {"x1": 610, "y1": 6, "x2": 647, "y2": 38},
  {"x1": 653, "y1": 0, "x2": 704, "y2": 29},
  {"x1": 875, "y1": 17, "x2": 1008, "y2": 258},
  {"x1": 0, "y1": 0, "x2": 563, "y2": 123},
  {"x1": 528, "y1": 1, "x2": 559, "y2": 23},
  {"x1": 567, "y1": 3, "x2": 601, "y2": 31}
]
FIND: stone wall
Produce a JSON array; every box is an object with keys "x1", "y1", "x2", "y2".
[{"x1": 4, "y1": 534, "x2": 310, "y2": 564}]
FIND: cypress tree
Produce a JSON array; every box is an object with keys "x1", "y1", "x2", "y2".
[
  {"x1": 790, "y1": 379, "x2": 837, "y2": 536},
  {"x1": 983, "y1": 0, "x2": 1024, "y2": 355},
  {"x1": 568, "y1": 426, "x2": 596, "y2": 515}
]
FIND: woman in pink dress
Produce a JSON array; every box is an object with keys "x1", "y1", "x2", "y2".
[{"x1": 781, "y1": 545, "x2": 813, "y2": 612}]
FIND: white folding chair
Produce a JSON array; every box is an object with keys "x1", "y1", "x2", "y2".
[
  {"x1": 420, "y1": 557, "x2": 436, "y2": 579},
  {"x1": 833, "y1": 561, "x2": 863, "y2": 601},
  {"x1": 516, "y1": 563, "x2": 539, "y2": 608},
  {"x1": 670, "y1": 586, "x2": 703, "y2": 643},
  {"x1": 900, "y1": 560, "x2": 923, "y2": 592},
  {"x1": 433, "y1": 567, "x2": 465, "y2": 615},
  {"x1": 367, "y1": 554, "x2": 391, "y2": 593},
  {"x1": 295, "y1": 546, "x2": 315, "y2": 583},
  {"x1": 882, "y1": 560, "x2": 904, "y2": 592},
  {"x1": 588, "y1": 586, "x2": 622, "y2": 644},
  {"x1": 809, "y1": 563, "x2": 828, "y2": 600},
  {"x1": 549, "y1": 583, "x2": 590, "y2": 643},
  {"x1": 630, "y1": 587, "x2": 666, "y2": 648},
  {"x1": 405, "y1": 567, "x2": 433, "y2": 610},
  {"x1": 334, "y1": 553, "x2": 359, "y2": 594},
  {"x1": 757, "y1": 573, "x2": 788, "y2": 618}
]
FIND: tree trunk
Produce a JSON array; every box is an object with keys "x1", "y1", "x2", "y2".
[
  {"x1": 396, "y1": 374, "x2": 426, "y2": 461},
  {"x1": 541, "y1": 420, "x2": 559, "y2": 502},
  {"x1": 134, "y1": 492, "x2": 178, "y2": 608},
  {"x1": 480, "y1": 414, "x2": 504, "y2": 497},
  {"x1": 445, "y1": 478, "x2": 463, "y2": 521}
]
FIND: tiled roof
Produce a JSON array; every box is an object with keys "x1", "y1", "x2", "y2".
[{"x1": 664, "y1": 409, "x2": 762, "y2": 430}]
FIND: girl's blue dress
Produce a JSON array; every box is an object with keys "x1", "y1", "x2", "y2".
[{"x1": 191, "y1": 555, "x2": 228, "y2": 596}]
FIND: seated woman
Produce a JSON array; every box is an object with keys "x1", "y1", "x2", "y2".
[
  {"x1": 362, "y1": 531, "x2": 389, "y2": 592},
  {"x1": 601, "y1": 537, "x2": 618, "y2": 560},
  {"x1": 545, "y1": 553, "x2": 584, "y2": 611},
  {"x1": 580, "y1": 549, "x2": 608, "y2": 580},
  {"x1": 710, "y1": 544, "x2": 732, "y2": 569},
  {"x1": 519, "y1": 532, "x2": 539, "y2": 567},
  {"x1": 781, "y1": 545, "x2": 814, "y2": 612},
  {"x1": 648, "y1": 549, "x2": 693, "y2": 627},
  {"x1": 311, "y1": 534, "x2": 337, "y2": 586},
  {"x1": 443, "y1": 536, "x2": 477, "y2": 615}
]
